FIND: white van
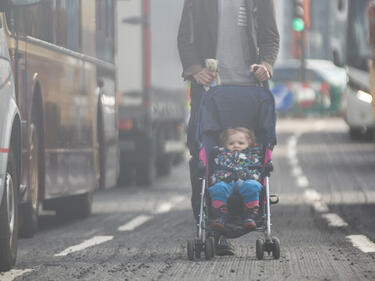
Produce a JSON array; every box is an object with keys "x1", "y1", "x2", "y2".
[{"x1": 0, "y1": 13, "x2": 21, "y2": 271}]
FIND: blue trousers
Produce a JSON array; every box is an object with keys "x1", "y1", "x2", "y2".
[{"x1": 209, "y1": 179, "x2": 262, "y2": 205}]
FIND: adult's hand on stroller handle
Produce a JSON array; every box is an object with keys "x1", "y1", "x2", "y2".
[
  {"x1": 250, "y1": 64, "x2": 270, "y2": 82},
  {"x1": 193, "y1": 68, "x2": 216, "y2": 86},
  {"x1": 265, "y1": 160, "x2": 274, "y2": 176}
]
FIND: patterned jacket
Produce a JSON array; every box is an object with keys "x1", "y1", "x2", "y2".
[{"x1": 211, "y1": 146, "x2": 263, "y2": 185}]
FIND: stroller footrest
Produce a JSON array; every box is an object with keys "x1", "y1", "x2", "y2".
[{"x1": 270, "y1": 194, "x2": 279, "y2": 205}]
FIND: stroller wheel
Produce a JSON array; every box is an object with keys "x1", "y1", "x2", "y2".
[
  {"x1": 205, "y1": 237, "x2": 215, "y2": 260},
  {"x1": 210, "y1": 236, "x2": 216, "y2": 257},
  {"x1": 187, "y1": 240, "x2": 195, "y2": 260},
  {"x1": 195, "y1": 239, "x2": 202, "y2": 259},
  {"x1": 256, "y1": 238, "x2": 264, "y2": 260},
  {"x1": 272, "y1": 237, "x2": 280, "y2": 259}
]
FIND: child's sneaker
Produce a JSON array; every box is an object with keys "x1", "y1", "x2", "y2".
[
  {"x1": 242, "y1": 205, "x2": 259, "y2": 231},
  {"x1": 210, "y1": 205, "x2": 228, "y2": 231},
  {"x1": 211, "y1": 217, "x2": 227, "y2": 231},
  {"x1": 242, "y1": 218, "x2": 256, "y2": 231}
]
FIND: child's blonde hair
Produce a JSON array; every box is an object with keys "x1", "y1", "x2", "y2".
[{"x1": 219, "y1": 127, "x2": 256, "y2": 148}]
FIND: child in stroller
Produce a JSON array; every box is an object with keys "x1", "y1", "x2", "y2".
[
  {"x1": 209, "y1": 127, "x2": 263, "y2": 233},
  {"x1": 187, "y1": 85, "x2": 280, "y2": 260}
]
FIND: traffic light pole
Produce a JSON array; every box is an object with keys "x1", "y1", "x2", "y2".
[{"x1": 300, "y1": 29, "x2": 306, "y2": 82}]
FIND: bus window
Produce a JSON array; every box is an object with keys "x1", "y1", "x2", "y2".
[
  {"x1": 66, "y1": 0, "x2": 80, "y2": 51},
  {"x1": 96, "y1": 0, "x2": 114, "y2": 62},
  {"x1": 55, "y1": 0, "x2": 67, "y2": 47}
]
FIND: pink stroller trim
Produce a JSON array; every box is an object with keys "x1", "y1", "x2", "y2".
[{"x1": 199, "y1": 146, "x2": 209, "y2": 179}]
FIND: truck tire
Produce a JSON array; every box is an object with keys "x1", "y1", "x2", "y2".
[
  {"x1": 118, "y1": 161, "x2": 134, "y2": 187},
  {"x1": 0, "y1": 147, "x2": 19, "y2": 271},
  {"x1": 135, "y1": 159, "x2": 154, "y2": 186},
  {"x1": 156, "y1": 154, "x2": 172, "y2": 177},
  {"x1": 20, "y1": 121, "x2": 40, "y2": 238}
]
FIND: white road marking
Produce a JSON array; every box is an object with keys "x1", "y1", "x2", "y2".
[
  {"x1": 346, "y1": 235, "x2": 375, "y2": 253},
  {"x1": 288, "y1": 149, "x2": 297, "y2": 159},
  {"x1": 155, "y1": 195, "x2": 186, "y2": 214},
  {"x1": 0, "y1": 269, "x2": 33, "y2": 281},
  {"x1": 118, "y1": 196, "x2": 187, "y2": 232},
  {"x1": 54, "y1": 235, "x2": 113, "y2": 257},
  {"x1": 289, "y1": 157, "x2": 299, "y2": 167},
  {"x1": 304, "y1": 188, "x2": 322, "y2": 202},
  {"x1": 286, "y1": 124, "x2": 375, "y2": 255},
  {"x1": 297, "y1": 176, "x2": 309, "y2": 188},
  {"x1": 321, "y1": 213, "x2": 348, "y2": 227},
  {"x1": 292, "y1": 166, "x2": 303, "y2": 177},
  {"x1": 287, "y1": 136, "x2": 297, "y2": 148},
  {"x1": 312, "y1": 200, "x2": 329, "y2": 213},
  {"x1": 118, "y1": 215, "x2": 152, "y2": 232}
]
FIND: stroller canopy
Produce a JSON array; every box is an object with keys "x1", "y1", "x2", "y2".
[{"x1": 196, "y1": 85, "x2": 277, "y2": 148}]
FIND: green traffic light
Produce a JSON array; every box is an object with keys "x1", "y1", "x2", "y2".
[{"x1": 293, "y1": 18, "x2": 305, "y2": 32}]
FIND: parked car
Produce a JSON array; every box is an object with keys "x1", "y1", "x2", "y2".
[
  {"x1": 270, "y1": 59, "x2": 347, "y2": 117},
  {"x1": 0, "y1": 13, "x2": 21, "y2": 271}
]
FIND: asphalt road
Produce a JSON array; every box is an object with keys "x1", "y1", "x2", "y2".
[{"x1": 1, "y1": 118, "x2": 375, "y2": 281}]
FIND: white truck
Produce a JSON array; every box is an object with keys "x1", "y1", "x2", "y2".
[{"x1": 116, "y1": 0, "x2": 186, "y2": 185}]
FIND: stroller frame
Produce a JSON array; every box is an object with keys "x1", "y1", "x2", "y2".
[{"x1": 186, "y1": 85, "x2": 280, "y2": 260}]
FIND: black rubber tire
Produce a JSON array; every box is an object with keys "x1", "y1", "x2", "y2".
[
  {"x1": 349, "y1": 127, "x2": 362, "y2": 140},
  {"x1": 0, "y1": 148, "x2": 19, "y2": 271},
  {"x1": 55, "y1": 192, "x2": 93, "y2": 219},
  {"x1": 194, "y1": 239, "x2": 201, "y2": 259},
  {"x1": 256, "y1": 238, "x2": 264, "y2": 260},
  {"x1": 272, "y1": 237, "x2": 280, "y2": 259},
  {"x1": 172, "y1": 151, "x2": 185, "y2": 165},
  {"x1": 20, "y1": 121, "x2": 40, "y2": 238},
  {"x1": 118, "y1": 161, "x2": 134, "y2": 187},
  {"x1": 210, "y1": 236, "x2": 216, "y2": 257},
  {"x1": 205, "y1": 238, "x2": 214, "y2": 260},
  {"x1": 156, "y1": 154, "x2": 172, "y2": 177},
  {"x1": 135, "y1": 159, "x2": 154, "y2": 186},
  {"x1": 187, "y1": 240, "x2": 195, "y2": 261}
]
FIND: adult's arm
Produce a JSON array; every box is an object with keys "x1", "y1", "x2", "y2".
[
  {"x1": 257, "y1": 0, "x2": 280, "y2": 77},
  {"x1": 177, "y1": 0, "x2": 203, "y2": 79}
]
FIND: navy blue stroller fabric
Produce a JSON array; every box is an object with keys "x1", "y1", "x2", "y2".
[
  {"x1": 195, "y1": 85, "x2": 276, "y2": 175},
  {"x1": 196, "y1": 85, "x2": 276, "y2": 146}
]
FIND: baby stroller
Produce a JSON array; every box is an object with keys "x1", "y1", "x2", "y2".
[{"x1": 186, "y1": 85, "x2": 280, "y2": 260}]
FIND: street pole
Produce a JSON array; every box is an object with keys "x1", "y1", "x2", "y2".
[{"x1": 300, "y1": 29, "x2": 306, "y2": 82}]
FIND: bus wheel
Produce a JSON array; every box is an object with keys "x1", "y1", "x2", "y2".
[
  {"x1": 20, "y1": 122, "x2": 40, "y2": 238},
  {"x1": 0, "y1": 147, "x2": 19, "y2": 271}
]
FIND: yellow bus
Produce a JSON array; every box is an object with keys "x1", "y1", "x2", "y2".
[
  {"x1": 369, "y1": 0, "x2": 375, "y2": 119},
  {"x1": 0, "y1": 0, "x2": 119, "y2": 238}
]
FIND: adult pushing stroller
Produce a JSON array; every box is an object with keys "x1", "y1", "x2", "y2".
[{"x1": 186, "y1": 85, "x2": 280, "y2": 260}]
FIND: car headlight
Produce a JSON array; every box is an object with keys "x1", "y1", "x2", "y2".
[
  {"x1": 0, "y1": 57, "x2": 11, "y2": 90},
  {"x1": 356, "y1": 90, "x2": 373, "y2": 104}
]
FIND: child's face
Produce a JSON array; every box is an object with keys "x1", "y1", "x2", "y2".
[{"x1": 225, "y1": 131, "x2": 250, "y2": 152}]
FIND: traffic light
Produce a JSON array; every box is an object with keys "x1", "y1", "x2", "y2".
[{"x1": 293, "y1": 0, "x2": 305, "y2": 32}]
